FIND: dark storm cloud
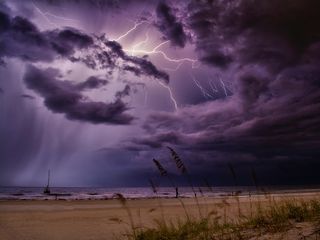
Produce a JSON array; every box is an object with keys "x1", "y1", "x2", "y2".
[
  {"x1": 48, "y1": 28, "x2": 93, "y2": 56},
  {"x1": 103, "y1": 40, "x2": 170, "y2": 83},
  {"x1": 76, "y1": 76, "x2": 109, "y2": 90},
  {"x1": 0, "y1": 11, "x2": 10, "y2": 32},
  {"x1": 155, "y1": 1, "x2": 187, "y2": 48},
  {"x1": 200, "y1": 51, "x2": 233, "y2": 69},
  {"x1": 126, "y1": 0, "x2": 320, "y2": 159},
  {"x1": 69, "y1": 38, "x2": 169, "y2": 84},
  {"x1": 0, "y1": 5, "x2": 169, "y2": 84},
  {"x1": 21, "y1": 94, "x2": 35, "y2": 100},
  {"x1": 127, "y1": 56, "x2": 169, "y2": 83},
  {"x1": 104, "y1": 40, "x2": 126, "y2": 58},
  {"x1": 0, "y1": 15, "x2": 55, "y2": 62},
  {"x1": 187, "y1": 0, "x2": 320, "y2": 70},
  {"x1": 0, "y1": 12, "x2": 94, "y2": 62},
  {"x1": 24, "y1": 65, "x2": 134, "y2": 124},
  {"x1": 39, "y1": 0, "x2": 142, "y2": 10},
  {"x1": 126, "y1": 0, "x2": 320, "y2": 181},
  {"x1": 123, "y1": 65, "x2": 142, "y2": 76},
  {"x1": 130, "y1": 64, "x2": 320, "y2": 165},
  {"x1": 0, "y1": 3, "x2": 170, "y2": 126},
  {"x1": 38, "y1": 0, "x2": 156, "y2": 20},
  {"x1": 115, "y1": 85, "x2": 130, "y2": 99}
]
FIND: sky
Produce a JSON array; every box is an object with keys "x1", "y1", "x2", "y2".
[{"x1": 0, "y1": 0, "x2": 320, "y2": 187}]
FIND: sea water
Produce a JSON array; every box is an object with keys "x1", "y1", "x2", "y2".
[{"x1": 0, "y1": 185, "x2": 319, "y2": 200}]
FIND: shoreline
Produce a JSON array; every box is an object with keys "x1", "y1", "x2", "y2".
[{"x1": 0, "y1": 187, "x2": 320, "y2": 201}]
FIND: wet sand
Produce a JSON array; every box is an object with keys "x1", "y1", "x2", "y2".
[{"x1": 0, "y1": 192, "x2": 319, "y2": 240}]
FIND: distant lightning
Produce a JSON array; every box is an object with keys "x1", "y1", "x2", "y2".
[
  {"x1": 192, "y1": 75, "x2": 215, "y2": 99},
  {"x1": 32, "y1": 2, "x2": 78, "y2": 28},
  {"x1": 216, "y1": 74, "x2": 233, "y2": 97},
  {"x1": 192, "y1": 74, "x2": 234, "y2": 100},
  {"x1": 32, "y1": 2, "x2": 58, "y2": 27},
  {"x1": 208, "y1": 78, "x2": 219, "y2": 94},
  {"x1": 219, "y1": 76, "x2": 228, "y2": 97}
]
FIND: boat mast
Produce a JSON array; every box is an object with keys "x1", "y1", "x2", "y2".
[
  {"x1": 47, "y1": 169, "x2": 50, "y2": 188},
  {"x1": 44, "y1": 169, "x2": 51, "y2": 194}
]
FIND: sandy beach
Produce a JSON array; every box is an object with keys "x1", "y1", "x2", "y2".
[{"x1": 1, "y1": 191, "x2": 320, "y2": 240}]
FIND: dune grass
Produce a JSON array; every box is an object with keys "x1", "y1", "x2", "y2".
[{"x1": 119, "y1": 196, "x2": 320, "y2": 240}]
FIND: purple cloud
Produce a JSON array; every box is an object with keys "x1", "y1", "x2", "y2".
[
  {"x1": 155, "y1": 2, "x2": 187, "y2": 48},
  {"x1": 76, "y1": 76, "x2": 109, "y2": 90},
  {"x1": 24, "y1": 65, "x2": 134, "y2": 125}
]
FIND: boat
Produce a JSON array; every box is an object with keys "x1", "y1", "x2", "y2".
[
  {"x1": 43, "y1": 170, "x2": 51, "y2": 194},
  {"x1": 43, "y1": 170, "x2": 72, "y2": 197}
]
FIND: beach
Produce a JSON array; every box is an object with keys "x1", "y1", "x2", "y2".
[{"x1": 1, "y1": 191, "x2": 320, "y2": 240}]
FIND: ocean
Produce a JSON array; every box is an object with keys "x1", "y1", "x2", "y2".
[{"x1": 0, "y1": 185, "x2": 319, "y2": 200}]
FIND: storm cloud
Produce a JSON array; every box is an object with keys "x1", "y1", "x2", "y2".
[
  {"x1": 187, "y1": 0, "x2": 320, "y2": 70},
  {"x1": 0, "y1": 3, "x2": 170, "y2": 125},
  {"x1": 0, "y1": 12, "x2": 93, "y2": 62},
  {"x1": 76, "y1": 76, "x2": 109, "y2": 90},
  {"x1": 156, "y1": 1, "x2": 187, "y2": 48},
  {"x1": 24, "y1": 65, "x2": 134, "y2": 125},
  {"x1": 0, "y1": 9, "x2": 170, "y2": 84},
  {"x1": 125, "y1": 0, "x2": 320, "y2": 183}
]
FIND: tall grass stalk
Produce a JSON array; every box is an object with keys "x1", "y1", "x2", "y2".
[
  {"x1": 228, "y1": 163, "x2": 242, "y2": 219},
  {"x1": 167, "y1": 146, "x2": 203, "y2": 218},
  {"x1": 114, "y1": 193, "x2": 136, "y2": 238},
  {"x1": 149, "y1": 178, "x2": 165, "y2": 224},
  {"x1": 153, "y1": 158, "x2": 190, "y2": 221}
]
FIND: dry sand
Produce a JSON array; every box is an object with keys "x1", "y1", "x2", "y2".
[{"x1": 0, "y1": 192, "x2": 319, "y2": 240}]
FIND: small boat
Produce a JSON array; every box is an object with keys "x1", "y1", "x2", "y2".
[
  {"x1": 43, "y1": 170, "x2": 72, "y2": 198},
  {"x1": 43, "y1": 170, "x2": 51, "y2": 194}
]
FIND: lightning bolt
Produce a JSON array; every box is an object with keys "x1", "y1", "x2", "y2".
[
  {"x1": 130, "y1": 31, "x2": 150, "y2": 56},
  {"x1": 115, "y1": 26, "x2": 185, "y2": 110},
  {"x1": 124, "y1": 41, "x2": 199, "y2": 68},
  {"x1": 106, "y1": 14, "x2": 204, "y2": 111},
  {"x1": 162, "y1": 62, "x2": 183, "y2": 72},
  {"x1": 158, "y1": 81, "x2": 178, "y2": 111},
  {"x1": 128, "y1": 33, "x2": 192, "y2": 71},
  {"x1": 112, "y1": 21, "x2": 149, "y2": 42}
]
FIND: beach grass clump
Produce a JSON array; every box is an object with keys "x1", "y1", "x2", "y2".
[
  {"x1": 127, "y1": 198, "x2": 320, "y2": 240},
  {"x1": 134, "y1": 218, "x2": 213, "y2": 240},
  {"x1": 132, "y1": 217, "x2": 247, "y2": 240},
  {"x1": 247, "y1": 199, "x2": 320, "y2": 231}
]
